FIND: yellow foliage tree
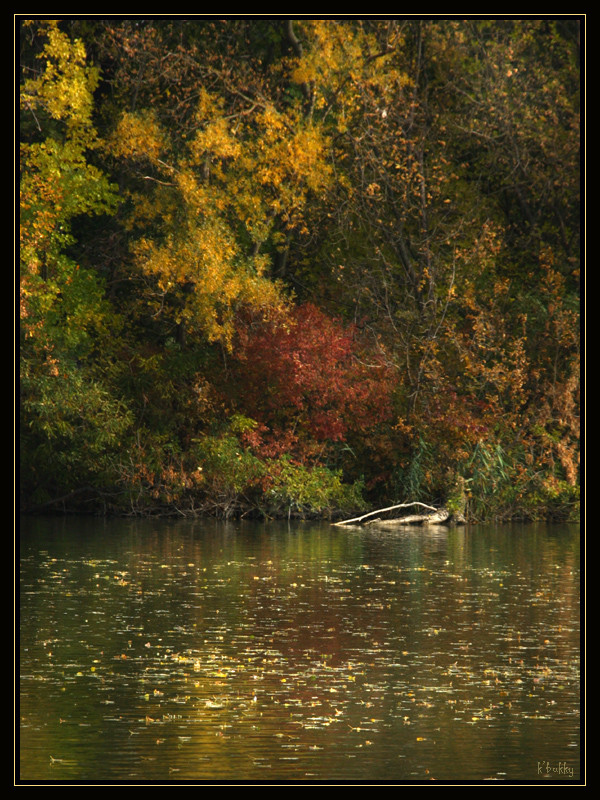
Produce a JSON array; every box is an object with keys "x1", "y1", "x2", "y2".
[{"x1": 109, "y1": 69, "x2": 337, "y2": 347}]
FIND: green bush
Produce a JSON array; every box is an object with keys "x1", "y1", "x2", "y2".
[{"x1": 267, "y1": 456, "x2": 366, "y2": 518}]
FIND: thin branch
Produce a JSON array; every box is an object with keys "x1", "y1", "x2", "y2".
[
  {"x1": 23, "y1": 98, "x2": 42, "y2": 132},
  {"x1": 143, "y1": 176, "x2": 175, "y2": 186}
]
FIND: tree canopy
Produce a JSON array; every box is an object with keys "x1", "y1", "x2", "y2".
[{"x1": 19, "y1": 17, "x2": 581, "y2": 521}]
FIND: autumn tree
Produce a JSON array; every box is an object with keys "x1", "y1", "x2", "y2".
[
  {"x1": 19, "y1": 19, "x2": 130, "y2": 507},
  {"x1": 230, "y1": 303, "x2": 395, "y2": 456},
  {"x1": 428, "y1": 20, "x2": 580, "y2": 516},
  {"x1": 277, "y1": 18, "x2": 580, "y2": 515},
  {"x1": 70, "y1": 19, "x2": 352, "y2": 505},
  {"x1": 81, "y1": 19, "x2": 336, "y2": 349}
]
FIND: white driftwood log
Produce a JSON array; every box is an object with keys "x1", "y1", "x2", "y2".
[
  {"x1": 366, "y1": 508, "x2": 450, "y2": 526},
  {"x1": 334, "y1": 502, "x2": 441, "y2": 526}
]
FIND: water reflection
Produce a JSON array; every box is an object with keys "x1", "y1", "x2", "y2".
[{"x1": 19, "y1": 517, "x2": 580, "y2": 782}]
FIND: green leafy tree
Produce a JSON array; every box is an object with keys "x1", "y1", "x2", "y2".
[{"x1": 20, "y1": 20, "x2": 129, "y2": 507}]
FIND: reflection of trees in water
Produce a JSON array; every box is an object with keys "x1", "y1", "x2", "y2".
[{"x1": 20, "y1": 518, "x2": 580, "y2": 781}]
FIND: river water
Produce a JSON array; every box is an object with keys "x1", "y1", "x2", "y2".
[{"x1": 18, "y1": 515, "x2": 581, "y2": 784}]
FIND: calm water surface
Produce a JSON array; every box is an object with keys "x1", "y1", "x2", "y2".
[{"x1": 19, "y1": 516, "x2": 581, "y2": 783}]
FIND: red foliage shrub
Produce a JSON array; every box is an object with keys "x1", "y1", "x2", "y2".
[{"x1": 232, "y1": 303, "x2": 395, "y2": 454}]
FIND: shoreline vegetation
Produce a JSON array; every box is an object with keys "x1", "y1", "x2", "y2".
[{"x1": 19, "y1": 19, "x2": 580, "y2": 525}]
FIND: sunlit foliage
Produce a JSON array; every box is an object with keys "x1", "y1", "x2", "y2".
[
  {"x1": 19, "y1": 18, "x2": 580, "y2": 520},
  {"x1": 20, "y1": 19, "x2": 129, "y2": 506}
]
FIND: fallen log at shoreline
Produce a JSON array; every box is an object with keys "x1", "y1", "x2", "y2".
[
  {"x1": 366, "y1": 508, "x2": 450, "y2": 526},
  {"x1": 334, "y1": 502, "x2": 456, "y2": 527}
]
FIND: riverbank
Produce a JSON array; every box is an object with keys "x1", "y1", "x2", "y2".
[{"x1": 21, "y1": 479, "x2": 579, "y2": 525}]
